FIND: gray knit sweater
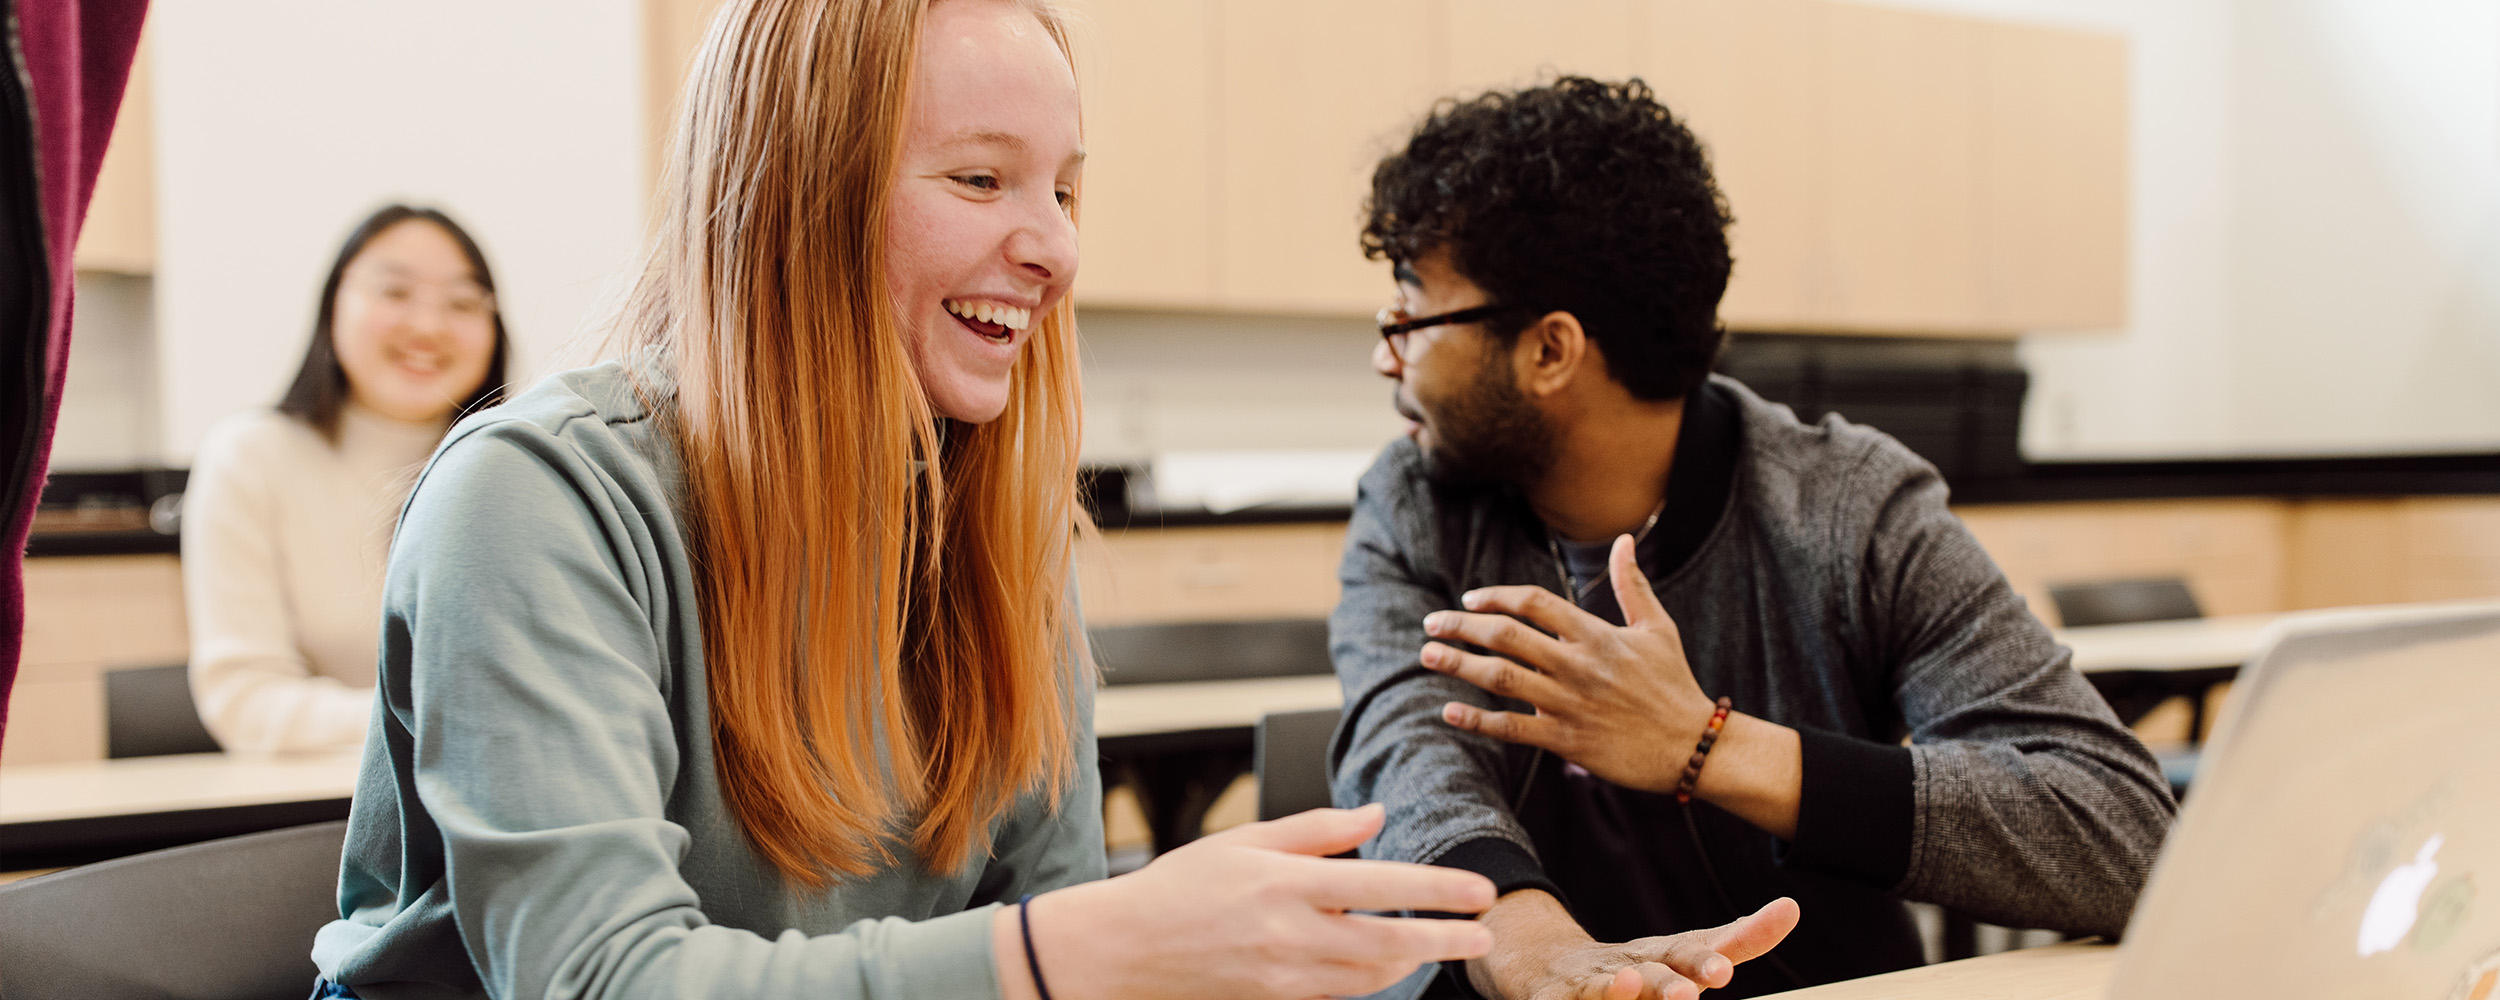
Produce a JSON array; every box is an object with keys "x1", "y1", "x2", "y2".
[{"x1": 1327, "y1": 376, "x2": 2174, "y2": 993}]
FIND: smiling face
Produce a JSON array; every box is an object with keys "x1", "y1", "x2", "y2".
[
  {"x1": 330, "y1": 219, "x2": 499, "y2": 424},
  {"x1": 883, "y1": 0, "x2": 1083, "y2": 424}
]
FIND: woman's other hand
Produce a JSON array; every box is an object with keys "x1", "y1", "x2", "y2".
[{"x1": 999, "y1": 803, "x2": 1496, "y2": 1000}]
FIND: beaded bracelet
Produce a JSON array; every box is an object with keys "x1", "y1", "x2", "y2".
[
  {"x1": 1674, "y1": 696, "x2": 1734, "y2": 804},
  {"x1": 1018, "y1": 894, "x2": 1057, "y2": 1000}
]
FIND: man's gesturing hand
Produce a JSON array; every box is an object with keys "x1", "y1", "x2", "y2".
[
  {"x1": 1417, "y1": 533, "x2": 1716, "y2": 795},
  {"x1": 1471, "y1": 889, "x2": 1802, "y2": 1000}
]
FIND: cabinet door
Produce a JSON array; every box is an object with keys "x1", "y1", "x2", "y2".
[
  {"x1": 1076, "y1": 523, "x2": 1349, "y2": 625},
  {"x1": 1441, "y1": 0, "x2": 1641, "y2": 96},
  {"x1": 75, "y1": 30, "x2": 154, "y2": 275},
  {"x1": 1819, "y1": 2, "x2": 1989, "y2": 335},
  {"x1": 1978, "y1": 22, "x2": 2127, "y2": 330},
  {"x1": 1645, "y1": 0, "x2": 1828, "y2": 331},
  {"x1": 645, "y1": 0, "x2": 726, "y2": 200},
  {"x1": 1065, "y1": 0, "x2": 1221, "y2": 308},
  {"x1": 1212, "y1": 0, "x2": 1432, "y2": 314}
]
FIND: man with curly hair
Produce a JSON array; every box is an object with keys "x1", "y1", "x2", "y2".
[{"x1": 1328, "y1": 76, "x2": 2177, "y2": 1000}]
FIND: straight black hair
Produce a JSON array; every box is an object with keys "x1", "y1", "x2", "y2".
[{"x1": 276, "y1": 204, "x2": 510, "y2": 442}]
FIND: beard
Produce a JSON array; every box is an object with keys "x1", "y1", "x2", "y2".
[{"x1": 1412, "y1": 361, "x2": 1556, "y2": 489}]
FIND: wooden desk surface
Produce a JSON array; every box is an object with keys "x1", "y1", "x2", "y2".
[
  {"x1": 2060, "y1": 600, "x2": 2500, "y2": 673},
  {"x1": 0, "y1": 750, "x2": 361, "y2": 826},
  {"x1": 1095, "y1": 675, "x2": 1342, "y2": 738},
  {"x1": 2057, "y1": 613, "x2": 2281, "y2": 673},
  {"x1": 26, "y1": 601, "x2": 2485, "y2": 826},
  {"x1": 1761, "y1": 942, "x2": 2115, "y2": 999}
]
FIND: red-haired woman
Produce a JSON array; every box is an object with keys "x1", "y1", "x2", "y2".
[{"x1": 306, "y1": 2, "x2": 1490, "y2": 998}]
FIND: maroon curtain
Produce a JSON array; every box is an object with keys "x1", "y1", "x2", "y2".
[{"x1": 0, "y1": 1, "x2": 151, "y2": 743}]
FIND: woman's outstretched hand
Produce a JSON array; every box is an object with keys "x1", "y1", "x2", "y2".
[{"x1": 997, "y1": 803, "x2": 1497, "y2": 1000}]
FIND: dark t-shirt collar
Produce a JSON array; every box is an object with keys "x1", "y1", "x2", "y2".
[{"x1": 1543, "y1": 378, "x2": 1740, "y2": 623}]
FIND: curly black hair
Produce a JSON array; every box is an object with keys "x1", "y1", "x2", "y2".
[{"x1": 1362, "y1": 76, "x2": 1733, "y2": 401}]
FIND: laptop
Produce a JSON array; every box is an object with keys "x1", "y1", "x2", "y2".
[{"x1": 2110, "y1": 602, "x2": 2500, "y2": 999}]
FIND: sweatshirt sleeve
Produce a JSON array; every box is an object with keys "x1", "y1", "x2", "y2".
[
  {"x1": 380, "y1": 423, "x2": 1017, "y2": 1000},
  {"x1": 180, "y1": 420, "x2": 373, "y2": 755},
  {"x1": 1327, "y1": 448, "x2": 1562, "y2": 904},
  {"x1": 1845, "y1": 458, "x2": 2177, "y2": 937}
]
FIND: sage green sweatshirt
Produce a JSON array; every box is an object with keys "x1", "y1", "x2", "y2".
[{"x1": 309, "y1": 359, "x2": 1106, "y2": 999}]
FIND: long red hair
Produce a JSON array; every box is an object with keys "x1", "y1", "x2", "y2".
[{"x1": 623, "y1": 0, "x2": 1086, "y2": 885}]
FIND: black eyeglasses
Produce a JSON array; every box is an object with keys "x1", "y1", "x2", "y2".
[{"x1": 1375, "y1": 303, "x2": 1516, "y2": 363}]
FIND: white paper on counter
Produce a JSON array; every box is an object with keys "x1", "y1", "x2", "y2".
[{"x1": 1148, "y1": 449, "x2": 1381, "y2": 514}]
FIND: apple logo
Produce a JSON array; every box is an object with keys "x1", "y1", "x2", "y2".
[{"x1": 2359, "y1": 834, "x2": 2444, "y2": 957}]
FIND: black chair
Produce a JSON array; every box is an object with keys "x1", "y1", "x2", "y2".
[
  {"x1": 2049, "y1": 577, "x2": 2203, "y2": 628},
  {"x1": 1087, "y1": 618, "x2": 1333, "y2": 686},
  {"x1": 1254, "y1": 707, "x2": 1341, "y2": 821},
  {"x1": 1091, "y1": 619, "x2": 1332, "y2": 854},
  {"x1": 103, "y1": 663, "x2": 222, "y2": 758},
  {"x1": 0, "y1": 820, "x2": 348, "y2": 1000},
  {"x1": 2051, "y1": 577, "x2": 2208, "y2": 804},
  {"x1": 1257, "y1": 707, "x2": 1442, "y2": 1000}
]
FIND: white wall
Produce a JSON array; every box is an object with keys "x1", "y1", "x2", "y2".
[
  {"x1": 1866, "y1": 0, "x2": 2500, "y2": 459},
  {"x1": 150, "y1": 1, "x2": 649, "y2": 464},
  {"x1": 2224, "y1": 0, "x2": 2500, "y2": 455}
]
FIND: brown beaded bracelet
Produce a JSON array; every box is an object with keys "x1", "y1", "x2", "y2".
[{"x1": 1675, "y1": 696, "x2": 1734, "y2": 804}]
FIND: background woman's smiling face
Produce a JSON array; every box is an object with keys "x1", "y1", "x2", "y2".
[
  {"x1": 884, "y1": 0, "x2": 1083, "y2": 425},
  {"x1": 331, "y1": 219, "x2": 499, "y2": 424}
]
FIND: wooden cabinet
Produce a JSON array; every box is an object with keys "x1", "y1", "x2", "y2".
[
  {"x1": 1076, "y1": 523, "x2": 1347, "y2": 626},
  {"x1": 1817, "y1": 3, "x2": 1989, "y2": 333},
  {"x1": 644, "y1": 0, "x2": 727, "y2": 194},
  {"x1": 1645, "y1": 0, "x2": 1829, "y2": 329},
  {"x1": 73, "y1": 29, "x2": 154, "y2": 274},
  {"x1": 1653, "y1": 0, "x2": 2127, "y2": 334},
  {"x1": 1210, "y1": 0, "x2": 1431, "y2": 314},
  {"x1": 1958, "y1": 496, "x2": 2500, "y2": 625},
  {"x1": 1954, "y1": 499, "x2": 2293, "y2": 624},
  {"x1": 2288, "y1": 497, "x2": 2500, "y2": 608},
  {"x1": 1443, "y1": 0, "x2": 1642, "y2": 94},
  {"x1": 1063, "y1": 0, "x2": 2128, "y2": 335},
  {"x1": 1976, "y1": 21, "x2": 2129, "y2": 331},
  {"x1": 1063, "y1": 0, "x2": 1221, "y2": 308},
  {"x1": 4, "y1": 555, "x2": 188, "y2": 766}
]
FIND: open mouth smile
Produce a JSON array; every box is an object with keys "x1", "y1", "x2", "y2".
[{"x1": 943, "y1": 298, "x2": 1032, "y2": 343}]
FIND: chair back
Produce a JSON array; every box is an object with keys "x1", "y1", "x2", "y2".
[
  {"x1": 2048, "y1": 577, "x2": 2204, "y2": 628},
  {"x1": 0, "y1": 820, "x2": 346, "y2": 1000},
  {"x1": 104, "y1": 664, "x2": 221, "y2": 758},
  {"x1": 1088, "y1": 618, "x2": 1332, "y2": 686},
  {"x1": 1255, "y1": 707, "x2": 1342, "y2": 821}
]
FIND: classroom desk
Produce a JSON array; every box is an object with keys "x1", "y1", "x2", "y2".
[
  {"x1": 1084, "y1": 618, "x2": 2295, "y2": 852},
  {"x1": 2058, "y1": 613, "x2": 2281, "y2": 673},
  {"x1": 2059, "y1": 613, "x2": 2282, "y2": 736},
  {"x1": 0, "y1": 750, "x2": 361, "y2": 869},
  {"x1": 22, "y1": 604, "x2": 2461, "y2": 869},
  {"x1": 0, "y1": 680, "x2": 1352, "y2": 871},
  {"x1": 1761, "y1": 941, "x2": 2116, "y2": 999}
]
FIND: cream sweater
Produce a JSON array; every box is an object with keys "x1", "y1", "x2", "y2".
[{"x1": 181, "y1": 404, "x2": 446, "y2": 755}]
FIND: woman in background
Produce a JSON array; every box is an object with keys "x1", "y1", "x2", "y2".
[{"x1": 181, "y1": 205, "x2": 507, "y2": 755}]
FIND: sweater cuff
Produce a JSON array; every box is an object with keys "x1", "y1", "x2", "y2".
[
  {"x1": 1778, "y1": 726, "x2": 1915, "y2": 889},
  {"x1": 1425, "y1": 836, "x2": 1565, "y2": 911},
  {"x1": 1422, "y1": 838, "x2": 1561, "y2": 1000}
]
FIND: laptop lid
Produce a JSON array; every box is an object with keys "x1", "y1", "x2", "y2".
[{"x1": 2110, "y1": 603, "x2": 2500, "y2": 999}]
